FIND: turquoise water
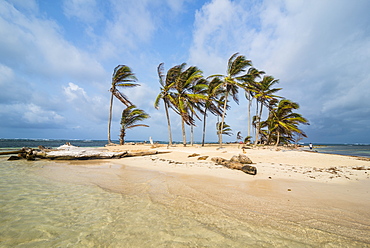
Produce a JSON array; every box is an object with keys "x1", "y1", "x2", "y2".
[
  {"x1": 1, "y1": 144, "x2": 370, "y2": 246},
  {"x1": 312, "y1": 144, "x2": 370, "y2": 158},
  {"x1": 1, "y1": 158, "x2": 279, "y2": 247},
  {"x1": 2, "y1": 139, "x2": 369, "y2": 158}
]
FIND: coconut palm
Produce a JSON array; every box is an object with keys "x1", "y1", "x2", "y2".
[
  {"x1": 216, "y1": 122, "x2": 233, "y2": 143},
  {"x1": 242, "y1": 68, "x2": 265, "y2": 138},
  {"x1": 189, "y1": 78, "x2": 208, "y2": 146},
  {"x1": 108, "y1": 65, "x2": 139, "y2": 144},
  {"x1": 201, "y1": 77, "x2": 224, "y2": 146},
  {"x1": 210, "y1": 53, "x2": 252, "y2": 146},
  {"x1": 171, "y1": 64, "x2": 204, "y2": 146},
  {"x1": 154, "y1": 63, "x2": 180, "y2": 146},
  {"x1": 243, "y1": 136, "x2": 252, "y2": 144},
  {"x1": 119, "y1": 105, "x2": 150, "y2": 145},
  {"x1": 251, "y1": 75, "x2": 281, "y2": 146},
  {"x1": 265, "y1": 99, "x2": 309, "y2": 147}
]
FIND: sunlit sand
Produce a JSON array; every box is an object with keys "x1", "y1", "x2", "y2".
[{"x1": 38, "y1": 143, "x2": 370, "y2": 245}]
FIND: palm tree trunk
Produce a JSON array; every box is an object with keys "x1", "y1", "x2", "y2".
[
  {"x1": 254, "y1": 102, "x2": 263, "y2": 146},
  {"x1": 120, "y1": 128, "x2": 125, "y2": 145},
  {"x1": 181, "y1": 117, "x2": 187, "y2": 147},
  {"x1": 201, "y1": 108, "x2": 207, "y2": 146},
  {"x1": 108, "y1": 91, "x2": 114, "y2": 144},
  {"x1": 190, "y1": 112, "x2": 194, "y2": 146},
  {"x1": 253, "y1": 98, "x2": 259, "y2": 142},
  {"x1": 247, "y1": 98, "x2": 252, "y2": 138},
  {"x1": 164, "y1": 100, "x2": 173, "y2": 146},
  {"x1": 219, "y1": 91, "x2": 229, "y2": 147},
  {"x1": 275, "y1": 131, "x2": 280, "y2": 148}
]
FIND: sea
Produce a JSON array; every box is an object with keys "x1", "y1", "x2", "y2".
[
  {"x1": 308, "y1": 143, "x2": 370, "y2": 158},
  {"x1": 1, "y1": 139, "x2": 369, "y2": 158},
  {"x1": 0, "y1": 139, "x2": 369, "y2": 247}
]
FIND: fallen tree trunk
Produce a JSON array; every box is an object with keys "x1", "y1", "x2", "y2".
[
  {"x1": 123, "y1": 150, "x2": 159, "y2": 157},
  {"x1": 0, "y1": 150, "x2": 25, "y2": 156},
  {"x1": 4, "y1": 144, "x2": 169, "y2": 161}
]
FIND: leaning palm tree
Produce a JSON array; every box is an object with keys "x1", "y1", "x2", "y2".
[
  {"x1": 210, "y1": 53, "x2": 252, "y2": 146},
  {"x1": 201, "y1": 77, "x2": 224, "y2": 146},
  {"x1": 251, "y1": 75, "x2": 281, "y2": 146},
  {"x1": 242, "y1": 68, "x2": 265, "y2": 138},
  {"x1": 189, "y1": 78, "x2": 208, "y2": 146},
  {"x1": 119, "y1": 105, "x2": 150, "y2": 145},
  {"x1": 216, "y1": 121, "x2": 233, "y2": 144},
  {"x1": 108, "y1": 65, "x2": 139, "y2": 144},
  {"x1": 154, "y1": 63, "x2": 180, "y2": 146},
  {"x1": 171, "y1": 64, "x2": 204, "y2": 146},
  {"x1": 267, "y1": 99, "x2": 309, "y2": 147}
]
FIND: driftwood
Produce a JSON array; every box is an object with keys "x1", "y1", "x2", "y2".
[
  {"x1": 122, "y1": 150, "x2": 160, "y2": 157},
  {"x1": 0, "y1": 149, "x2": 25, "y2": 156},
  {"x1": 2, "y1": 147, "x2": 38, "y2": 161},
  {"x1": 4, "y1": 145, "x2": 166, "y2": 161},
  {"x1": 211, "y1": 154, "x2": 257, "y2": 175}
]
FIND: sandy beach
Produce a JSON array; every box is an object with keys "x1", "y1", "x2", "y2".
[{"x1": 40, "y1": 144, "x2": 370, "y2": 246}]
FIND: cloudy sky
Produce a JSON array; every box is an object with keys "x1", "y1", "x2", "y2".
[{"x1": 1, "y1": 0, "x2": 369, "y2": 144}]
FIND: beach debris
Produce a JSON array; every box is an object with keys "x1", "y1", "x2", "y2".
[
  {"x1": 211, "y1": 154, "x2": 257, "y2": 175},
  {"x1": 188, "y1": 153, "x2": 200, "y2": 158},
  {"x1": 7, "y1": 155, "x2": 22, "y2": 160},
  {"x1": 230, "y1": 154, "x2": 253, "y2": 164},
  {"x1": 352, "y1": 166, "x2": 369, "y2": 170},
  {"x1": 4, "y1": 144, "x2": 166, "y2": 161},
  {"x1": 197, "y1": 156, "x2": 209, "y2": 160}
]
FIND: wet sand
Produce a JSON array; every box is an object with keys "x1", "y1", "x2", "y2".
[{"x1": 39, "y1": 144, "x2": 370, "y2": 246}]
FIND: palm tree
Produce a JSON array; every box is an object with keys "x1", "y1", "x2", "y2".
[
  {"x1": 236, "y1": 131, "x2": 243, "y2": 143},
  {"x1": 216, "y1": 121, "x2": 233, "y2": 143},
  {"x1": 251, "y1": 75, "x2": 281, "y2": 146},
  {"x1": 201, "y1": 77, "x2": 224, "y2": 146},
  {"x1": 108, "y1": 65, "x2": 139, "y2": 144},
  {"x1": 119, "y1": 105, "x2": 150, "y2": 145},
  {"x1": 242, "y1": 68, "x2": 265, "y2": 138},
  {"x1": 266, "y1": 99, "x2": 309, "y2": 147},
  {"x1": 210, "y1": 53, "x2": 252, "y2": 146},
  {"x1": 154, "y1": 63, "x2": 180, "y2": 146},
  {"x1": 243, "y1": 136, "x2": 252, "y2": 144},
  {"x1": 171, "y1": 64, "x2": 204, "y2": 146},
  {"x1": 189, "y1": 78, "x2": 208, "y2": 146}
]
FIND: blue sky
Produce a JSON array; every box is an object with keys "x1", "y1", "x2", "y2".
[{"x1": 1, "y1": 0, "x2": 369, "y2": 144}]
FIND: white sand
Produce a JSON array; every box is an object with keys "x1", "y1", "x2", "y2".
[{"x1": 42, "y1": 144, "x2": 370, "y2": 244}]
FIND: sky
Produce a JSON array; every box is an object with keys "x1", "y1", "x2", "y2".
[{"x1": 1, "y1": 0, "x2": 369, "y2": 144}]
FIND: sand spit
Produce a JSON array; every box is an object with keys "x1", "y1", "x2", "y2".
[{"x1": 39, "y1": 144, "x2": 370, "y2": 245}]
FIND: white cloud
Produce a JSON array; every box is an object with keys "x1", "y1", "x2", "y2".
[
  {"x1": 63, "y1": 0, "x2": 102, "y2": 24},
  {"x1": 104, "y1": 0, "x2": 156, "y2": 49},
  {"x1": 23, "y1": 103, "x2": 64, "y2": 124},
  {"x1": 5, "y1": 0, "x2": 38, "y2": 13},
  {"x1": 0, "y1": 1, "x2": 105, "y2": 81},
  {"x1": 166, "y1": 0, "x2": 186, "y2": 13},
  {"x1": 189, "y1": 0, "x2": 370, "y2": 143},
  {"x1": 64, "y1": 82, "x2": 88, "y2": 102},
  {"x1": 62, "y1": 82, "x2": 107, "y2": 123}
]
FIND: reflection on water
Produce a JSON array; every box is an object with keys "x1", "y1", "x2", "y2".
[{"x1": 0, "y1": 158, "x2": 368, "y2": 247}]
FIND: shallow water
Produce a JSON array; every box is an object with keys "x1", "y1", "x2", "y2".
[
  {"x1": 314, "y1": 144, "x2": 370, "y2": 158},
  {"x1": 0, "y1": 157, "x2": 369, "y2": 247}
]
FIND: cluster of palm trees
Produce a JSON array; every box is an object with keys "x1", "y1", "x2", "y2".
[
  {"x1": 107, "y1": 65, "x2": 149, "y2": 145},
  {"x1": 155, "y1": 53, "x2": 309, "y2": 147}
]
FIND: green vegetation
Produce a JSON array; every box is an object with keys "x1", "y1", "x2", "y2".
[
  {"x1": 216, "y1": 122, "x2": 233, "y2": 144},
  {"x1": 154, "y1": 53, "x2": 309, "y2": 147},
  {"x1": 119, "y1": 105, "x2": 149, "y2": 145},
  {"x1": 109, "y1": 52, "x2": 309, "y2": 147},
  {"x1": 108, "y1": 65, "x2": 139, "y2": 144}
]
